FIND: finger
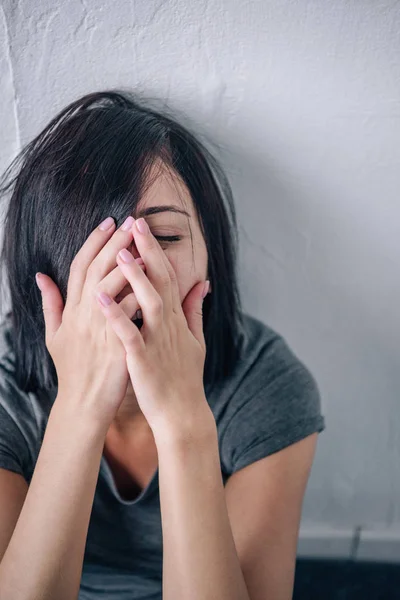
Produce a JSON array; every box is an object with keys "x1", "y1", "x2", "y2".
[
  {"x1": 92, "y1": 259, "x2": 146, "y2": 330},
  {"x1": 111, "y1": 260, "x2": 146, "y2": 321},
  {"x1": 132, "y1": 217, "x2": 175, "y2": 316},
  {"x1": 137, "y1": 229, "x2": 182, "y2": 316},
  {"x1": 82, "y1": 217, "x2": 137, "y2": 307},
  {"x1": 67, "y1": 217, "x2": 117, "y2": 308},
  {"x1": 116, "y1": 249, "x2": 164, "y2": 332},
  {"x1": 35, "y1": 273, "x2": 65, "y2": 344},
  {"x1": 96, "y1": 257, "x2": 146, "y2": 303},
  {"x1": 154, "y1": 242, "x2": 183, "y2": 316},
  {"x1": 118, "y1": 292, "x2": 144, "y2": 322},
  {"x1": 96, "y1": 290, "x2": 146, "y2": 356},
  {"x1": 96, "y1": 286, "x2": 146, "y2": 357}
]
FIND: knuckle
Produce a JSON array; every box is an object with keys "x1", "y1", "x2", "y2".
[
  {"x1": 126, "y1": 331, "x2": 139, "y2": 347},
  {"x1": 168, "y1": 267, "x2": 177, "y2": 284},
  {"x1": 86, "y1": 261, "x2": 98, "y2": 279},
  {"x1": 69, "y1": 256, "x2": 82, "y2": 274},
  {"x1": 112, "y1": 311, "x2": 126, "y2": 324},
  {"x1": 94, "y1": 281, "x2": 105, "y2": 296},
  {"x1": 151, "y1": 296, "x2": 163, "y2": 316},
  {"x1": 161, "y1": 273, "x2": 170, "y2": 289}
]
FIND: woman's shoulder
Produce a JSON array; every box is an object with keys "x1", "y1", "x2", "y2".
[
  {"x1": 238, "y1": 310, "x2": 317, "y2": 381},
  {"x1": 214, "y1": 310, "x2": 317, "y2": 402},
  {"x1": 211, "y1": 311, "x2": 326, "y2": 475}
]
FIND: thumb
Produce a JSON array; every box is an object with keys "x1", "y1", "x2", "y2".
[
  {"x1": 35, "y1": 272, "x2": 64, "y2": 343},
  {"x1": 181, "y1": 280, "x2": 209, "y2": 348}
]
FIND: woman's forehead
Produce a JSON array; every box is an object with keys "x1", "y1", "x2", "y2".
[{"x1": 138, "y1": 167, "x2": 193, "y2": 217}]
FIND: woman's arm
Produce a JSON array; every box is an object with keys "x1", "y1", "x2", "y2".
[
  {"x1": 0, "y1": 395, "x2": 107, "y2": 600},
  {"x1": 155, "y1": 410, "x2": 251, "y2": 600}
]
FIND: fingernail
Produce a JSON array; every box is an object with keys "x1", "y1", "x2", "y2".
[
  {"x1": 121, "y1": 216, "x2": 135, "y2": 231},
  {"x1": 136, "y1": 218, "x2": 149, "y2": 234},
  {"x1": 97, "y1": 291, "x2": 112, "y2": 307},
  {"x1": 99, "y1": 217, "x2": 115, "y2": 231},
  {"x1": 201, "y1": 280, "x2": 210, "y2": 299},
  {"x1": 35, "y1": 273, "x2": 42, "y2": 291},
  {"x1": 118, "y1": 248, "x2": 134, "y2": 263}
]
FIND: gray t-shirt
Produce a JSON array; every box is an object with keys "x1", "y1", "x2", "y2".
[{"x1": 0, "y1": 311, "x2": 325, "y2": 600}]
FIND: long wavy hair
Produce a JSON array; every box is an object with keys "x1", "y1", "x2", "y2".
[{"x1": 0, "y1": 89, "x2": 244, "y2": 397}]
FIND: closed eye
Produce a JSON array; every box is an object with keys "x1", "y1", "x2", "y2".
[{"x1": 154, "y1": 235, "x2": 181, "y2": 243}]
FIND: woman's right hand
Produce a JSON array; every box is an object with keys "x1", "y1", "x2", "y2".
[{"x1": 36, "y1": 215, "x2": 146, "y2": 432}]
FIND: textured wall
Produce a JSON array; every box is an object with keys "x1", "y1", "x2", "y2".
[{"x1": 1, "y1": 0, "x2": 399, "y2": 544}]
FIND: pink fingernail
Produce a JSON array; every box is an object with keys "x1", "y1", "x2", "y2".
[
  {"x1": 136, "y1": 218, "x2": 149, "y2": 234},
  {"x1": 121, "y1": 216, "x2": 135, "y2": 231},
  {"x1": 97, "y1": 291, "x2": 112, "y2": 306},
  {"x1": 99, "y1": 217, "x2": 115, "y2": 231},
  {"x1": 118, "y1": 249, "x2": 134, "y2": 263},
  {"x1": 201, "y1": 281, "x2": 210, "y2": 299}
]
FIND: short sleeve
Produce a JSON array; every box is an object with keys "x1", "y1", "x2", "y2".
[
  {"x1": 0, "y1": 401, "x2": 31, "y2": 479},
  {"x1": 219, "y1": 336, "x2": 326, "y2": 475}
]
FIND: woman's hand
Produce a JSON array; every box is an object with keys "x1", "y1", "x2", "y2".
[
  {"x1": 36, "y1": 216, "x2": 147, "y2": 432},
  {"x1": 95, "y1": 216, "x2": 213, "y2": 439}
]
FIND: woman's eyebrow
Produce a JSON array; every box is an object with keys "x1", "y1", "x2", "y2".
[{"x1": 136, "y1": 205, "x2": 191, "y2": 218}]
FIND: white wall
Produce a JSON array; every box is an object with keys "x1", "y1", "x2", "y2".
[{"x1": 1, "y1": 0, "x2": 399, "y2": 560}]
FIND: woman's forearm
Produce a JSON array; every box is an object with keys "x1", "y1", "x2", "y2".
[
  {"x1": 154, "y1": 406, "x2": 250, "y2": 600},
  {"x1": 0, "y1": 395, "x2": 107, "y2": 600}
]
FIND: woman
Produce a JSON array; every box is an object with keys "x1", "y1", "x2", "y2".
[{"x1": 0, "y1": 90, "x2": 325, "y2": 600}]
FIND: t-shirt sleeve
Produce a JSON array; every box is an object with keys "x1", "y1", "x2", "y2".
[
  {"x1": 0, "y1": 401, "x2": 32, "y2": 479},
  {"x1": 220, "y1": 335, "x2": 326, "y2": 475}
]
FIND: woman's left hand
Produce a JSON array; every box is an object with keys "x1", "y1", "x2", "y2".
[{"x1": 96, "y1": 216, "x2": 212, "y2": 440}]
